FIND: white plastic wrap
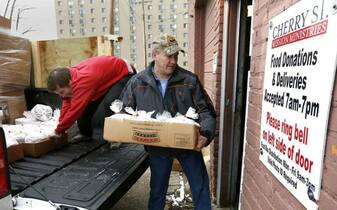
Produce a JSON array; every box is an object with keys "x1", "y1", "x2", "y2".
[
  {"x1": 110, "y1": 100, "x2": 124, "y2": 113},
  {"x1": 31, "y1": 104, "x2": 53, "y2": 121}
]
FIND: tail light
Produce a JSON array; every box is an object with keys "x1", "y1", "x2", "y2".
[{"x1": 0, "y1": 127, "x2": 10, "y2": 198}]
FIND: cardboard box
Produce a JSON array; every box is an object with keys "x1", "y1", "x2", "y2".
[
  {"x1": 0, "y1": 33, "x2": 31, "y2": 94},
  {"x1": 7, "y1": 144, "x2": 24, "y2": 163},
  {"x1": 0, "y1": 16, "x2": 11, "y2": 29},
  {"x1": 103, "y1": 117, "x2": 198, "y2": 150},
  {"x1": 23, "y1": 136, "x2": 67, "y2": 157}
]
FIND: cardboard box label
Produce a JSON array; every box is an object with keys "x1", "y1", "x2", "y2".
[{"x1": 104, "y1": 117, "x2": 198, "y2": 150}]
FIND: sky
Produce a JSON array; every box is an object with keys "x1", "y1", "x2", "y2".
[{"x1": 0, "y1": 0, "x2": 57, "y2": 40}]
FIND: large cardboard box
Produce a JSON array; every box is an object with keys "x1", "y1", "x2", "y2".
[
  {"x1": 1, "y1": 97, "x2": 26, "y2": 124},
  {"x1": 7, "y1": 144, "x2": 24, "y2": 163},
  {"x1": 104, "y1": 117, "x2": 198, "y2": 150},
  {"x1": 0, "y1": 33, "x2": 31, "y2": 94},
  {"x1": 23, "y1": 136, "x2": 67, "y2": 157}
]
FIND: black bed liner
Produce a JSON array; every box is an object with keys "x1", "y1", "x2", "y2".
[
  {"x1": 16, "y1": 143, "x2": 148, "y2": 210},
  {"x1": 8, "y1": 87, "x2": 149, "y2": 209}
]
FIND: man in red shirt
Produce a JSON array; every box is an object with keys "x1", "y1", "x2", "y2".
[{"x1": 47, "y1": 56, "x2": 135, "y2": 141}]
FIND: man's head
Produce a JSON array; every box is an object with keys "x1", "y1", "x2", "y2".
[
  {"x1": 152, "y1": 34, "x2": 184, "y2": 79},
  {"x1": 47, "y1": 67, "x2": 73, "y2": 98}
]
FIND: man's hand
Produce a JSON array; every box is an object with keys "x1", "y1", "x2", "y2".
[
  {"x1": 196, "y1": 134, "x2": 208, "y2": 151},
  {"x1": 50, "y1": 130, "x2": 62, "y2": 138}
]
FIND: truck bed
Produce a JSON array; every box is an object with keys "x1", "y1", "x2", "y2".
[
  {"x1": 10, "y1": 141, "x2": 148, "y2": 210},
  {"x1": 8, "y1": 88, "x2": 149, "y2": 210}
]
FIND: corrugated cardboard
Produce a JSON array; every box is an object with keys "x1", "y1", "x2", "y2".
[
  {"x1": 7, "y1": 144, "x2": 24, "y2": 163},
  {"x1": 104, "y1": 117, "x2": 198, "y2": 150},
  {"x1": 2, "y1": 96, "x2": 26, "y2": 123},
  {"x1": 0, "y1": 33, "x2": 31, "y2": 94},
  {"x1": 0, "y1": 16, "x2": 11, "y2": 29},
  {"x1": 23, "y1": 136, "x2": 67, "y2": 157}
]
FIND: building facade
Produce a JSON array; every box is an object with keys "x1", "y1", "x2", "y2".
[
  {"x1": 188, "y1": 0, "x2": 337, "y2": 209},
  {"x1": 114, "y1": 0, "x2": 189, "y2": 70},
  {"x1": 54, "y1": 0, "x2": 112, "y2": 38}
]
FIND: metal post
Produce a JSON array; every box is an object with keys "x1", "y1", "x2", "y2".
[{"x1": 141, "y1": 0, "x2": 147, "y2": 67}]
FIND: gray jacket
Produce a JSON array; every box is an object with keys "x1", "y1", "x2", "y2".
[{"x1": 120, "y1": 62, "x2": 216, "y2": 154}]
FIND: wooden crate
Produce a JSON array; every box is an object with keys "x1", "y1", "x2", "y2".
[{"x1": 32, "y1": 35, "x2": 115, "y2": 87}]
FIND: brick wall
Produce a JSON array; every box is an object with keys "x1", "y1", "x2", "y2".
[
  {"x1": 188, "y1": 0, "x2": 224, "y2": 200},
  {"x1": 241, "y1": 0, "x2": 337, "y2": 209}
]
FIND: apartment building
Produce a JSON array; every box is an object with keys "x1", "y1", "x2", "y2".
[
  {"x1": 114, "y1": 0, "x2": 189, "y2": 70},
  {"x1": 55, "y1": 0, "x2": 112, "y2": 38}
]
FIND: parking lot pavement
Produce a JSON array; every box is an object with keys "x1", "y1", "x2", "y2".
[{"x1": 111, "y1": 155, "x2": 229, "y2": 210}]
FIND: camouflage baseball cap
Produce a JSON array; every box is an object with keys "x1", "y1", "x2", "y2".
[{"x1": 152, "y1": 34, "x2": 185, "y2": 55}]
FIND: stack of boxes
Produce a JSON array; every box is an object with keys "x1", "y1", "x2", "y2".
[{"x1": 1, "y1": 33, "x2": 67, "y2": 162}]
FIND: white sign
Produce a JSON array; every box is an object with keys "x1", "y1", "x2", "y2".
[{"x1": 259, "y1": 0, "x2": 337, "y2": 209}]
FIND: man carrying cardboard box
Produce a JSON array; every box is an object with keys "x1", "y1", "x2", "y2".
[
  {"x1": 120, "y1": 34, "x2": 216, "y2": 210},
  {"x1": 47, "y1": 56, "x2": 135, "y2": 141}
]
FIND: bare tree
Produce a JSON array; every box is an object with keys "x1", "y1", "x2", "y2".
[
  {"x1": 9, "y1": 0, "x2": 17, "y2": 20},
  {"x1": 4, "y1": 0, "x2": 11, "y2": 17},
  {"x1": 15, "y1": 6, "x2": 34, "y2": 31},
  {"x1": 22, "y1": 26, "x2": 36, "y2": 34}
]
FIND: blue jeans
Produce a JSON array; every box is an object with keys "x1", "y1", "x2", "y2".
[{"x1": 148, "y1": 150, "x2": 211, "y2": 210}]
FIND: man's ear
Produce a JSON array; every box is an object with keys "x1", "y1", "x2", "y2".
[{"x1": 152, "y1": 50, "x2": 158, "y2": 59}]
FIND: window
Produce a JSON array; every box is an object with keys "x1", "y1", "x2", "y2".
[
  {"x1": 184, "y1": 3, "x2": 188, "y2": 8},
  {"x1": 183, "y1": 33, "x2": 188, "y2": 38},
  {"x1": 170, "y1": 24, "x2": 176, "y2": 30},
  {"x1": 78, "y1": 0, "x2": 85, "y2": 5},
  {"x1": 183, "y1": 61, "x2": 187, "y2": 66},
  {"x1": 90, "y1": 0, "x2": 95, "y2": 3},
  {"x1": 92, "y1": 27, "x2": 96, "y2": 32},
  {"x1": 147, "y1": 24, "x2": 152, "y2": 30},
  {"x1": 79, "y1": 19, "x2": 85, "y2": 25},
  {"x1": 102, "y1": 17, "x2": 107, "y2": 22},
  {"x1": 148, "y1": 43, "x2": 151, "y2": 48},
  {"x1": 147, "y1": 5, "x2": 152, "y2": 10},
  {"x1": 148, "y1": 52, "x2": 152, "y2": 57},
  {"x1": 103, "y1": 26, "x2": 107, "y2": 32},
  {"x1": 183, "y1": 42, "x2": 188, "y2": 47},
  {"x1": 59, "y1": 20, "x2": 63, "y2": 24},
  {"x1": 158, "y1": 14, "x2": 164, "y2": 20},
  {"x1": 68, "y1": 10, "x2": 74, "y2": 16},
  {"x1": 148, "y1": 34, "x2": 152, "y2": 39},
  {"x1": 183, "y1": 23, "x2": 188, "y2": 28},
  {"x1": 80, "y1": 28, "x2": 86, "y2": 35},
  {"x1": 58, "y1": 10, "x2": 62, "y2": 15},
  {"x1": 57, "y1": 1, "x2": 62, "y2": 6},
  {"x1": 68, "y1": 1, "x2": 74, "y2": 6},
  {"x1": 170, "y1": 14, "x2": 177, "y2": 20},
  {"x1": 90, "y1": 8, "x2": 95, "y2": 13},
  {"x1": 158, "y1": 24, "x2": 164, "y2": 31},
  {"x1": 60, "y1": 29, "x2": 64, "y2": 34},
  {"x1": 91, "y1": 18, "x2": 95, "y2": 23},
  {"x1": 69, "y1": 19, "x2": 74, "y2": 25},
  {"x1": 184, "y1": 13, "x2": 189, "y2": 19},
  {"x1": 101, "y1": 0, "x2": 105, "y2": 3},
  {"x1": 102, "y1": 8, "x2": 106, "y2": 13},
  {"x1": 79, "y1": 9, "x2": 85, "y2": 16},
  {"x1": 159, "y1": 5, "x2": 163, "y2": 10},
  {"x1": 147, "y1": 15, "x2": 152, "y2": 20}
]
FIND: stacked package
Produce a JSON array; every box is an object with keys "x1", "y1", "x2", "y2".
[
  {"x1": 0, "y1": 33, "x2": 31, "y2": 124},
  {"x1": 3, "y1": 104, "x2": 66, "y2": 159}
]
